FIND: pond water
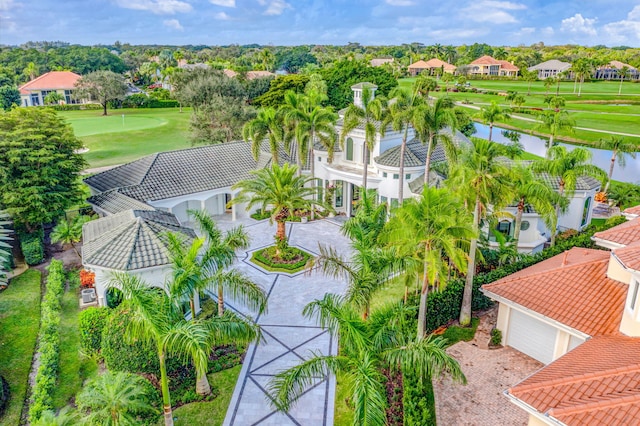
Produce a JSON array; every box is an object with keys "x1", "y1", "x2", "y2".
[{"x1": 473, "y1": 124, "x2": 640, "y2": 185}]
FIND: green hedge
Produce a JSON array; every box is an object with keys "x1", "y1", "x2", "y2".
[
  {"x1": 28, "y1": 260, "x2": 65, "y2": 423},
  {"x1": 403, "y1": 373, "x2": 434, "y2": 426},
  {"x1": 43, "y1": 104, "x2": 103, "y2": 111},
  {"x1": 19, "y1": 229, "x2": 44, "y2": 265},
  {"x1": 78, "y1": 307, "x2": 111, "y2": 357},
  {"x1": 251, "y1": 247, "x2": 311, "y2": 272},
  {"x1": 121, "y1": 95, "x2": 179, "y2": 109}
]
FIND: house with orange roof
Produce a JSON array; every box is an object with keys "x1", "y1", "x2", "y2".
[
  {"x1": 19, "y1": 71, "x2": 85, "y2": 107},
  {"x1": 468, "y1": 55, "x2": 519, "y2": 77},
  {"x1": 482, "y1": 208, "x2": 640, "y2": 425},
  {"x1": 408, "y1": 58, "x2": 456, "y2": 77},
  {"x1": 594, "y1": 60, "x2": 639, "y2": 81}
]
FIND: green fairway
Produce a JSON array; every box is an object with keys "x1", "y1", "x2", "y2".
[{"x1": 59, "y1": 108, "x2": 192, "y2": 169}]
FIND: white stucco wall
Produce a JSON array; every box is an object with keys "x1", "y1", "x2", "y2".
[
  {"x1": 90, "y1": 264, "x2": 170, "y2": 307},
  {"x1": 558, "y1": 189, "x2": 598, "y2": 232}
]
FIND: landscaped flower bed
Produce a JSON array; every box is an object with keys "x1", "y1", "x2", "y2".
[{"x1": 251, "y1": 246, "x2": 312, "y2": 273}]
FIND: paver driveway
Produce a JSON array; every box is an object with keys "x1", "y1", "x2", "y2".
[{"x1": 218, "y1": 218, "x2": 351, "y2": 426}]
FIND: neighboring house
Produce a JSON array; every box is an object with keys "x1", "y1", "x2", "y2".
[
  {"x1": 223, "y1": 69, "x2": 276, "y2": 80},
  {"x1": 82, "y1": 209, "x2": 197, "y2": 307},
  {"x1": 408, "y1": 58, "x2": 456, "y2": 76},
  {"x1": 370, "y1": 58, "x2": 394, "y2": 67},
  {"x1": 482, "y1": 211, "x2": 640, "y2": 425},
  {"x1": 19, "y1": 71, "x2": 85, "y2": 107},
  {"x1": 528, "y1": 59, "x2": 572, "y2": 79},
  {"x1": 468, "y1": 55, "x2": 519, "y2": 77},
  {"x1": 594, "y1": 60, "x2": 640, "y2": 80}
]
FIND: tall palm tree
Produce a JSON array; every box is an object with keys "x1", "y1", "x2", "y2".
[
  {"x1": 340, "y1": 85, "x2": 387, "y2": 189},
  {"x1": 595, "y1": 136, "x2": 638, "y2": 193},
  {"x1": 534, "y1": 109, "x2": 575, "y2": 158},
  {"x1": 412, "y1": 97, "x2": 457, "y2": 186},
  {"x1": 231, "y1": 163, "x2": 325, "y2": 254},
  {"x1": 281, "y1": 91, "x2": 307, "y2": 176},
  {"x1": 509, "y1": 164, "x2": 561, "y2": 246},
  {"x1": 532, "y1": 146, "x2": 607, "y2": 246},
  {"x1": 447, "y1": 138, "x2": 514, "y2": 326},
  {"x1": 108, "y1": 273, "x2": 259, "y2": 425},
  {"x1": 268, "y1": 294, "x2": 466, "y2": 426},
  {"x1": 31, "y1": 408, "x2": 77, "y2": 426},
  {"x1": 50, "y1": 215, "x2": 91, "y2": 258},
  {"x1": 311, "y1": 190, "x2": 401, "y2": 319},
  {"x1": 384, "y1": 187, "x2": 474, "y2": 338},
  {"x1": 381, "y1": 87, "x2": 423, "y2": 204},
  {"x1": 76, "y1": 371, "x2": 157, "y2": 426},
  {"x1": 618, "y1": 66, "x2": 630, "y2": 95},
  {"x1": 572, "y1": 58, "x2": 592, "y2": 97},
  {"x1": 23, "y1": 62, "x2": 38, "y2": 81},
  {"x1": 243, "y1": 107, "x2": 284, "y2": 164},
  {"x1": 284, "y1": 91, "x2": 337, "y2": 219},
  {"x1": 189, "y1": 209, "x2": 266, "y2": 317},
  {"x1": 479, "y1": 101, "x2": 510, "y2": 141}
]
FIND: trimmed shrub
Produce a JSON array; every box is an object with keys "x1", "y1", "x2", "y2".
[
  {"x1": 403, "y1": 372, "x2": 434, "y2": 426},
  {"x1": 28, "y1": 260, "x2": 65, "y2": 423},
  {"x1": 19, "y1": 229, "x2": 44, "y2": 265},
  {"x1": 44, "y1": 103, "x2": 103, "y2": 111},
  {"x1": 251, "y1": 246, "x2": 311, "y2": 272},
  {"x1": 79, "y1": 307, "x2": 111, "y2": 357}
]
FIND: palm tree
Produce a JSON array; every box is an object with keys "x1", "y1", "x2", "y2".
[
  {"x1": 76, "y1": 371, "x2": 157, "y2": 426},
  {"x1": 268, "y1": 294, "x2": 466, "y2": 426},
  {"x1": 572, "y1": 58, "x2": 592, "y2": 97},
  {"x1": 412, "y1": 97, "x2": 457, "y2": 186},
  {"x1": 283, "y1": 90, "x2": 337, "y2": 218},
  {"x1": 311, "y1": 190, "x2": 401, "y2": 319},
  {"x1": 108, "y1": 273, "x2": 258, "y2": 425},
  {"x1": 447, "y1": 138, "x2": 514, "y2": 326},
  {"x1": 340, "y1": 84, "x2": 387, "y2": 189},
  {"x1": 31, "y1": 408, "x2": 77, "y2": 426},
  {"x1": 23, "y1": 62, "x2": 38, "y2": 81},
  {"x1": 50, "y1": 215, "x2": 91, "y2": 258},
  {"x1": 415, "y1": 74, "x2": 437, "y2": 99},
  {"x1": 532, "y1": 146, "x2": 607, "y2": 246},
  {"x1": 595, "y1": 136, "x2": 638, "y2": 193},
  {"x1": 231, "y1": 163, "x2": 325, "y2": 254},
  {"x1": 543, "y1": 77, "x2": 555, "y2": 95},
  {"x1": 534, "y1": 109, "x2": 575, "y2": 158},
  {"x1": 509, "y1": 164, "x2": 561, "y2": 246},
  {"x1": 381, "y1": 87, "x2": 423, "y2": 204},
  {"x1": 618, "y1": 66, "x2": 630, "y2": 95},
  {"x1": 479, "y1": 102, "x2": 510, "y2": 141},
  {"x1": 521, "y1": 68, "x2": 537, "y2": 96},
  {"x1": 281, "y1": 91, "x2": 307, "y2": 176},
  {"x1": 243, "y1": 107, "x2": 284, "y2": 164},
  {"x1": 384, "y1": 187, "x2": 474, "y2": 338},
  {"x1": 188, "y1": 209, "x2": 266, "y2": 317}
]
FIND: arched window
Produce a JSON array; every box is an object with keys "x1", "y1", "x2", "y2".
[
  {"x1": 496, "y1": 220, "x2": 513, "y2": 236},
  {"x1": 346, "y1": 138, "x2": 354, "y2": 161},
  {"x1": 582, "y1": 197, "x2": 592, "y2": 227}
]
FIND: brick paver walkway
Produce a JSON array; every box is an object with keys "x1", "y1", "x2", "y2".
[{"x1": 218, "y1": 219, "x2": 351, "y2": 426}]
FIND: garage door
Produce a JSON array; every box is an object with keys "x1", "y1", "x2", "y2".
[{"x1": 507, "y1": 309, "x2": 557, "y2": 364}]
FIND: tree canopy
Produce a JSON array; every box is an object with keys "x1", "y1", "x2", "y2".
[
  {"x1": 0, "y1": 108, "x2": 86, "y2": 232},
  {"x1": 74, "y1": 70, "x2": 128, "y2": 115}
]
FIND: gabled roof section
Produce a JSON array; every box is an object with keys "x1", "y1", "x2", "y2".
[
  {"x1": 509, "y1": 335, "x2": 640, "y2": 426},
  {"x1": 593, "y1": 217, "x2": 640, "y2": 247},
  {"x1": 536, "y1": 172, "x2": 601, "y2": 192},
  {"x1": 482, "y1": 247, "x2": 626, "y2": 336},
  {"x1": 623, "y1": 205, "x2": 640, "y2": 219},
  {"x1": 614, "y1": 241, "x2": 640, "y2": 272},
  {"x1": 83, "y1": 209, "x2": 196, "y2": 271},
  {"x1": 528, "y1": 60, "x2": 572, "y2": 72},
  {"x1": 605, "y1": 60, "x2": 637, "y2": 71},
  {"x1": 497, "y1": 60, "x2": 519, "y2": 71},
  {"x1": 84, "y1": 142, "x2": 259, "y2": 202},
  {"x1": 87, "y1": 190, "x2": 155, "y2": 215},
  {"x1": 19, "y1": 71, "x2": 81, "y2": 94},
  {"x1": 374, "y1": 128, "x2": 470, "y2": 168},
  {"x1": 470, "y1": 55, "x2": 500, "y2": 65},
  {"x1": 409, "y1": 58, "x2": 456, "y2": 71}
]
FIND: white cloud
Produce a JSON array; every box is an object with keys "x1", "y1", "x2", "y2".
[
  {"x1": 541, "y1": 26, "x2": 554, "y2": 36},
  {"x1": 462, "y1": 0, "x2": 526, "y2": 24},
  {"x1": 385, "y1": 0, "x2": 415, "y2": 6},
  {"x1": 209, "y1": 0, "x2": 235, "y2": 7},
  {"x1": 163, "y1": 18, "x2": 183, "y2": 30},
  {"x1": 114, "y1": 0, "x2": 192, "y2": 15},
  {"x1": 214, "y1": 11, "x2": 232, "y2": 20},
  {"x1": 257, "y1": 0, "x2": 291, "y2": 16},
  {"x1": 560, "y1": 13, "x2": 597, "y2": 35},
  {"x1": 0, "y1": 0, "x2": 16, "y2": 11},
  {"x1": 519, "y1": 26, "x2": 535, "y2": 34},
  {"x1": 602, "y1": 5, "x2": 640, "y2": 44}
]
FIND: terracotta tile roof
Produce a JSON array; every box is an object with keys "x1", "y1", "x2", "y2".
[
  {"x1": 509, "y1": 335, "x2": 640, "y2": 426},
  {"x1": 408, "y1": 60, "x2": 430, "y2": 69},
  {"x1": 469, "y1": 55, "x2": 501, "y2": 65},
  {"x1": 593, "y1": 217, "x2": 640, "y2": 247},
  {"x1": 412, "y1": 58, "x2": 456, "y2": 71},
  {"x1": 624, "y1": 205, "x2": 640, "y2": 216},
  {"x1": 498, "y1": 60, "x2": 519, "y2": 71},
  {"x1": 19, "y1": 71, "x2": 81, "y2": 94},
  {"x1": 614, "y1": 241, "x2": 640, "y2": 271},
  {"x1": 482, "y1": 247, "x2": 626, "y2": 336}
]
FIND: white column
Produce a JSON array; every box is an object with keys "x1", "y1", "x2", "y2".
[{"x1": 231, "y1": 193, "x2": 237, "y2": 221}]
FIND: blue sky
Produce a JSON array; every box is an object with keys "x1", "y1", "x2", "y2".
[{"x1": 1, "y1": 0, "x2": 639, "y2": 46}]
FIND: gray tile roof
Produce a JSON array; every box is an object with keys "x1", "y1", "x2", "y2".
[
  {"x1": 87, "y1": 190, "x2": 155, "y2": 215},
  {"x1": 501, "y1": 159, "x2": 602, "y2": 191},
  {"x1": 409, "y1": 171, "x2": 446, "y2": 194},
  {"x1": 83, "y1": 209, "x2": 196, "y2": 271},
  {"x1": 84, "y1": 142, "x2": 261, "y2": 202},
  {"x1": 375, "y1": 129, "x2": 470, "y2": 168}
]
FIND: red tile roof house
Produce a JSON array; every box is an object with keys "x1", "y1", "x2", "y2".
[
  {"x1": 481, "y1": 210, "x2": 640, "y2": 425},
  {"x1": 408, "y1": 58, "x2": 457, "y2": 77},
  {"x1": 19, "y1": 71, "x2": 87, "y2": 107},
  {"x1": 468, "y1": 55, "x2": 519, "y2": 77}
]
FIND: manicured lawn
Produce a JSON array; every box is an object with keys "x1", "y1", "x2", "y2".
[
  {"x1": 51, "y1": 287, "x2": 99, "y2": 409},
  {"x1": 0, "y1": 269, "x2": 42, "y2": 425},
  {"x1": 59, "y1": 108, "x2": 192, "y2": 168},
  {"x1": 170, "y1": 365, "x2": 242, "y2": 426}
]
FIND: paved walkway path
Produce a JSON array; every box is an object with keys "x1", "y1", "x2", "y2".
[{"x1": 218, "y1": 218, "x2": 351, "y2": 426}]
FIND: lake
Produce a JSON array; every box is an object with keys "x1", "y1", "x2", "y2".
[{"x1": 473, "y1": 124, "x2": 640, "y2": 185}]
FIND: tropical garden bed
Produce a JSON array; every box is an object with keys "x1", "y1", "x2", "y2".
[{"x1": 250, "y1": 245, "x2": 312, "y2": 273}]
